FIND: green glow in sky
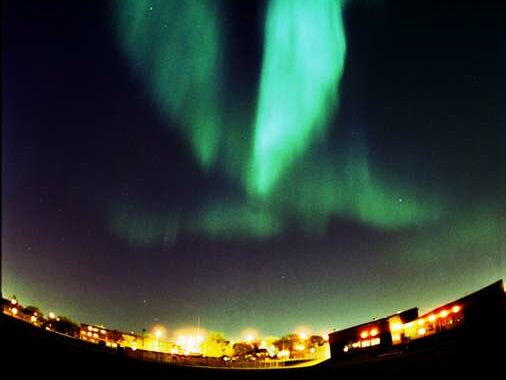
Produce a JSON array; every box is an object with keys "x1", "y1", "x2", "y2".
[
  {"x1": 116, "y1": 0, "x2": 223, "y2": 168},
  {"x1": 249, "y1": 0, "x2": 347, "y2": 197},
  {"x1": 195, "y1": 203, "x2": 282, "y2": 239},
  {"x1": 109, "y1": 199, "x2": 179, "y2": 247},
  {"x1": 113, "y1": 0, "x2": 439, "y2": 244},
  {"x1": 262, "y1": 141, "x2": 441, "y2": 231}
]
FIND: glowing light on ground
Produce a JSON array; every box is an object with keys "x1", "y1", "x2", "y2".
[{"x1": 241, "y1": 328, "x2": 259, "y2": 344}]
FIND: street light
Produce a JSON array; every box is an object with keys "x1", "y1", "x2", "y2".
[
  {"x1": 295, "y1": 326, "x2": 310, "y2": 340},
  {"x1": 241, "y1": 328, "x2": 258, "y2": 344}
]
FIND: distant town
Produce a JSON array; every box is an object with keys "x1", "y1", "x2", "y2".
[
  {"x1": 1, "y1": 296, "x2": 329, "y2": 368},
  {"x1": 2, "y1": 279, "x2": 504, "y2": 376}
]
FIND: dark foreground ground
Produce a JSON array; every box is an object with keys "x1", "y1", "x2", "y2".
[{"x1": 2, "y1": 313, "x2": 503, "y2": 378}]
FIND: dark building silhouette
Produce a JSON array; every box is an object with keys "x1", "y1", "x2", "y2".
[{"x1": 329, "y1": 280, "x2": 505, "y2": 363}]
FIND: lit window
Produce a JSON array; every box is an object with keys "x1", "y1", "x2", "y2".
[
  {"x1": 370, "y1": 328, "x2": 378, "y2": 337},
  {"x1": 360, "y1": 331, "x2": 369, "y2": 339},
  {"x1": 360, "y1": 340, "x2": 371, "y2": 348},
  {"x1": 428, "y1": 314, "x2": 436, "y2": 322},
  {"x1": 440, "y1": 310, "x2": 448, "y2": 318},
  {"x1": 391, "y1": 323, "x2": 403, "y2": 332},
  {"x1": 371, "y1": 338, "x2": 381, "y2": 346},
  {"x1": 452, "y1": 305, "x2": 460, "y2": 313},
  {"x1": 392, "y1": 333, "x2": 401, "y2": 342},
  {"x1": 351, "y1": 342, "x2": 360, "y2": 348},
  {"x1": 88, "y1": 326, "x2": 93, "y2": 331},
  {"x1": 417, "y1": 328, "x2": 426, "y2": 336},
  {"x1": 417, "y1": 319, "x2": 425, "y2": 325}
]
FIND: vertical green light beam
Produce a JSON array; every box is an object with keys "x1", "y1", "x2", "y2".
[
  {"x1": 250, "y1": 0, "x2": 346, "y2": 196},
  {"x1": 116, "y1": 0, "x2": 223, "y2": 168}
]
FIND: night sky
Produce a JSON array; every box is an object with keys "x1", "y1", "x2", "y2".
[{"x1": 3, "y1": 0, "x2": 505, "y2": 340}]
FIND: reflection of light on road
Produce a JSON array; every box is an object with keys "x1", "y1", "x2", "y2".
[{"x1": 287, "y1": 358, "x2": 329, "y2": 368}]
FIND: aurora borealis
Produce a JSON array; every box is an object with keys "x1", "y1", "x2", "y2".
[
  {"x1": 3, "y1": 0, "x2": 505, "y2": 339},
  {"x1": 114, "y1": 0, "x2": 436, "y2": 241},
  {"x1": 117, "y1": 0, "x2": 224, "y2": 168},
  {"x1": 250, "y1": 0, "x2": 346, "y2": 196}
]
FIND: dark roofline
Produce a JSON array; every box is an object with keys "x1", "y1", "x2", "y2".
[
  {"x1": 329, "y1": 279, "x2": 504, "y2": 339},
  {"x1": 419, "y1": 279, "x2": 505, "y2": 318},
  {"x1": 453, "y1": 279, "x2": 504, "y2": 305}
]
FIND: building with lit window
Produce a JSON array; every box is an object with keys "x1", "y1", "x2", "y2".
[
  {"x1": 329, "y1": 280, "x2": 505, "y2": 363},
  {"x1": 79, "y1": 323, "x2": 140, "y2": 349},
  {"x1": 329, "y1": 308, "x2": 418, "y2": 360}
]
